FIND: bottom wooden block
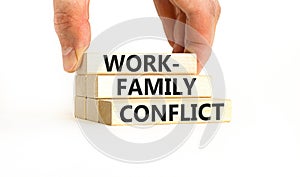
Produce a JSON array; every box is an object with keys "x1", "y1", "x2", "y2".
[
  {"x1": 75, "y1": 97, "x2": 231, "y2": 126},
  {"x1": 74, "y1": 96, "x2": 86, "y2": 120}
]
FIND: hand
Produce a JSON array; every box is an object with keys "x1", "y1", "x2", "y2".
[
  {"x1": 53, "y1": 0, "x2": 91, "y2": 72},
  {"x1": 53, "y1": 0, "x2": 220, "y2": 73},
  {"x1": 153, "y1": 0, "x2": 221, "y2": 72}
]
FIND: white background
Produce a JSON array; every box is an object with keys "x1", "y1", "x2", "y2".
[{"x1": 0, "y1": 0, "x2": 300, "y2": 176}]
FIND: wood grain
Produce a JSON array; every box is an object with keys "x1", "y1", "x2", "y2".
[
  {"x1": 74, "y1": 96, "x2": 86, "y2": 120},
  {"x1": 75, "y1": 75, "x2": 86, "y2": 97}
]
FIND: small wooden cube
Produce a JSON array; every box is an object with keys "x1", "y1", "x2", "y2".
[{"x1": 74, "y1": 96, "x2": 86, "y2": 120}]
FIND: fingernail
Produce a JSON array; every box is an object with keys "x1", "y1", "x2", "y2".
[
  {"x1": 62, "y1": 47, "x2": 77, "y2": 72},
  {"x1": 74, "y1": 48, "x2": 86, "y2": 69}
]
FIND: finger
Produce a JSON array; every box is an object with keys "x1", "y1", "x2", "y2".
[
  {"x1": 184, "y1": 39, "x2": 212, "y2": 73},
  {"x1": 54, "y1": 0, "x2": 91, "y2": 72},
  {"x1": 172, "y1": 8, "x2": 186, "y2": 53},
  {"x1": 184, "y1": 0, "x2": 221, "y2": 45},
  {"x1": 172, "y1": 0, "x2": 221, "y2": 73},
  {"x1": 153, "y1": 0, "x2": 177, "y2": 47}
]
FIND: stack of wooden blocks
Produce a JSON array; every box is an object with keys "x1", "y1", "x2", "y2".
[{"x1": 75, "y1": 53, "x2": 231, "y2": 125}]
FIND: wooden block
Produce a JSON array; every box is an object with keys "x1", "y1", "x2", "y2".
[
  {"x1": 86, "y1": 99, "x2": 103, "y2": 122},
  {"x1": 76, "y1": 75, "x2": 212, "y2": 98},
  {"x1": 74, "y1": 96, "x2": 86, "y2": 120},
  {"x1": 77, "y1": 53, "x2": 198, "y2": 75},
  {"x1": 86, "y1": 98, "x2": 231, "y2": 126},
  {"x1": 75, "y1": 75, "x2": 86, "y2": 97}
]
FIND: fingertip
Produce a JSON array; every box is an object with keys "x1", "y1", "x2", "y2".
[
  {"x1": 62, "y1": 48, "x2": 77, "y2": 73},
  {"x1": 196, "y1": 62, "x2": 203, "y2": 74},
  {"x1": 74, "y1": 47, "x2": 87, "y2": 69},
  {"x1": 64, "y1": 68, "x2": 76, "y2": 73},
  {"x1": 62, "y1": 47, "x2": 87, "y2": 73},
  {"x1": 172, "y1": 43, "x2": 184, "y2": 53},
  {"x1": 184, "y1": 48, "x2": 203, "y2": 74}
]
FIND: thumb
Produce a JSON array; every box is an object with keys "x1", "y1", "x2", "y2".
[{"x1": 54, "y1": 0, "x2": 91, "y2": 72}]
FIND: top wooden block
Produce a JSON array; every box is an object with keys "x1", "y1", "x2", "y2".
[{"x1": 77, "y1": 53, "x2": 198, "y2": 75}]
